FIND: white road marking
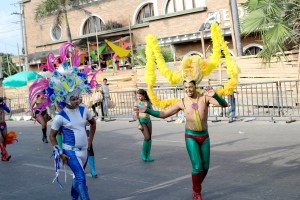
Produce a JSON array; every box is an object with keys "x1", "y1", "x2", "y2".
[
  {"x1": 130, "y1": 166, "x2": 219, "y2": 195},
  {"x1": 23, "y1": 163, "x2": 73, "y2": 176},
  {"x1": 152, "y1": 139, "x2": 184, "y2": 143}
]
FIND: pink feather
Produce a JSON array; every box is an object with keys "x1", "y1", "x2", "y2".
[
  {"x1": 28, "y1": 78, "x2": 50, "y2": 122},
  {"x1": 84, "y1": 65, "x2": 92, "y2": 75}
]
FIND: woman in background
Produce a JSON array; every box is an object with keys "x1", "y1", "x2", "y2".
[
  {"x1": 31, "y1": 91, "x2": 52, "y2": 143},
  {"x1": 134, "y1": 89, "x2": 154, "y2": 162}
]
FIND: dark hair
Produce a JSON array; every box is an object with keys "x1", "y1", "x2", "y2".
[
  {"x1": 136, "y1": 89, "x2": 151, "y2": 103},
  {"x1": 37, "y1": 90, "x2": 46, "y2": 98},
  {"x1": 103, "y1": 78, "x2": 107, "y2": 81},
  {"x1": 55, "y1": 57, "x2": 62, "y2": 64},
  {"x1": 183, "y1": 80, "x2": 196, "y2": 86}
]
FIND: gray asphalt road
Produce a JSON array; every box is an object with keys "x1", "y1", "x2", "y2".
[{"x1": 0, "y1": 119, "x2": 299, "y2": 200}]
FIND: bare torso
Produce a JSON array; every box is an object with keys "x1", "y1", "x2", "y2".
[
  {"x1": 34, "y1": 96, "x2": 47, "y2": 108},
  {"x1": 138, "y1": 101, "x2": 150, "y2": 118},
  {"x1": 179, "y1": 94, "x2": 210, "y2": 131}
]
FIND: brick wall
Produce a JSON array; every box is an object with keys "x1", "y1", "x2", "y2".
[{"x1": 24, "y1": 0, "x2": 250, "y2": 58}]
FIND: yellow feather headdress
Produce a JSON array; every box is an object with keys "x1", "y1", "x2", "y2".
[
  {"x1": 181, "y1": 55, "x2": 203, "y2": 84},
  {"x1": 144, "y1": 22, "x2": 240, "y2": 109}
]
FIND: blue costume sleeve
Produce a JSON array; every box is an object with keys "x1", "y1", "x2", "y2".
[{"x1": 1, "y1": 103, "x2": 10, "y2": 113}]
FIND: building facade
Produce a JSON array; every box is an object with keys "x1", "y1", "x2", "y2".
[{"x1": 22, "y1": 0, "x2": 262, "y2": 68}]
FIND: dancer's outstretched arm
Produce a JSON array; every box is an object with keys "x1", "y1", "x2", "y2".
[{"x1": 134, "y1": 101, "x2": 181, "y2": 119}]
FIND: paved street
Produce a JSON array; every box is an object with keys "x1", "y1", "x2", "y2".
[{"x1": 0, "y1": 119, "x2": 299, "y2": 200}]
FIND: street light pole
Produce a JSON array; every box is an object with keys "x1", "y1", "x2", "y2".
[
  {"x1": 20, "y1": 2, "x2": 29, "y2": 71},
  {"x1": 200, "y1": 31, "x2": 206, "y2": 58},
  {"x1": 199, "y1": 24, "x2": 207, "y2": 59},
  {"x1": 228, "y1": 0, "x2": 243, "y2": 56},
  {"x1": 13, "y1": 2, "x2": 29, "y2": 71}
]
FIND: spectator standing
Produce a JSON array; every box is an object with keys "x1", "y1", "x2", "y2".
[
  {"x1": 228, "y1": 91, "x2": 237, "y2": 121},
  {"x1": 101, "y1": 78, "x2": 110, "y2": 119}
]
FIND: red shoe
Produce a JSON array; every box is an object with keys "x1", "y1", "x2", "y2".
[
  {"x1": 2, "y1": 154, "x2": 11, "y2": 161},
  {"x1": 193, "y1": 192, "x2": 203, "y2": 200},
  {"x1": 0, "y1": 143, "x2": 11, "y2": 161},
  {"x1": 192, "y1": 172, "x2": 206, "y2": 200}
]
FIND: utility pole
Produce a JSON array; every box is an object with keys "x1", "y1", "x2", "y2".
[
  {"x1": 0, "y1": 56, "x2": 2, "y2": 93},
  {"x1": 199, "y1": 24, "x2": 207, "y2": 59},
  {"x1": 17, "y1": 43, "x2": 22, "y2": 72},
  {"x1": 296, "y1": 47, "x2": 299, "y2": 108},
  {"x1": 128, "y1": 15, "x2": 135, "y2": 68},
  {"x1": 0, "y1": 57, "x2": 3, "y2": 80},
  {"x1": 20, "y1": 1, "x2": 29, "y2": 71},
  {"x1": 13, "y1": 2, "x2": 29, "y2": 71},
  {"x1": 200, "y1": 31, "x2": 206, "y2": 58},
  {"x1": 228, "y1": 0, "x2": 243, "y2": 56},
  {"x1": 6, "y1": 53, "x2": 11, "y2": 76}
]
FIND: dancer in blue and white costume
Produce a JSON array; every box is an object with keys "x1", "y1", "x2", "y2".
[
  {"x1": 29, "y1": 43, "x2": 98, "y2": 200},
  {"x1": 50, "y1": 89, "x2": 96, "y2": 200}
]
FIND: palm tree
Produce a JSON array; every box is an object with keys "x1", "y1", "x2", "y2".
[
  {"x1": 35, "y1": 0, "x2": 90, "y2": 43},
  {"x1": 241, "y1": 0, "x2": 300, "y2": 63}
]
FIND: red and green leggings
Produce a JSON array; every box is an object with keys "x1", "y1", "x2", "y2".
[
  {"x1": 185, "y1": 129, "x2": 210, "y2": 197},
  {"x1": 185, "y1": 129, "x2": 210, "y2": 174}
]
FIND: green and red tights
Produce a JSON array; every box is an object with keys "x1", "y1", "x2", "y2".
[{"x1": 185, "y1": 129, "x2": 210, "y2": 200}]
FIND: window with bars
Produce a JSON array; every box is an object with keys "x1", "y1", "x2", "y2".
[
  {"x1": 83, "y1": 16, "x2": 105, "y2": 35},
  {"x1": 244, "y1": 46, "x2": 262, "y2": 56},
  {"x1": 136, "y1": 3, "x2": 155, "y2": 24},
  {"x1": 51, "y1": 24, "x2": 62, "y2": 41},
  {"x1": 166, "y1": 0, "x2": 205, "y2": 14}
]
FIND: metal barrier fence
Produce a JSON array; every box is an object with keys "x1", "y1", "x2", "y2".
[
  {"x1": 4, "y1": 80, "x2": 300, "y2": 121},
  {"x1": 102, "y1": 80, "x2": 300, "y2": 119}
]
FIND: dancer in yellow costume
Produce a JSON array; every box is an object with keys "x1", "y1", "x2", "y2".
[{"x1": 135, "y1": 22, "x2": 240, "y2": 200}]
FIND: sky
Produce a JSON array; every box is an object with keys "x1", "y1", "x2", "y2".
[{"x1": 0, "y1": 0, "x2": 23, "y2": 55}]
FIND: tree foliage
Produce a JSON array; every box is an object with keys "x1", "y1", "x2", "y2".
[
  {"x1": 35, "y1": 0, "x2": 90, "y2": 42},
  {"x1": 102, "y1": 20, "x2": 124, "y2": 31},
  {"x1": 241, "y1": 0, "x2": 300, "y2": 63}
]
